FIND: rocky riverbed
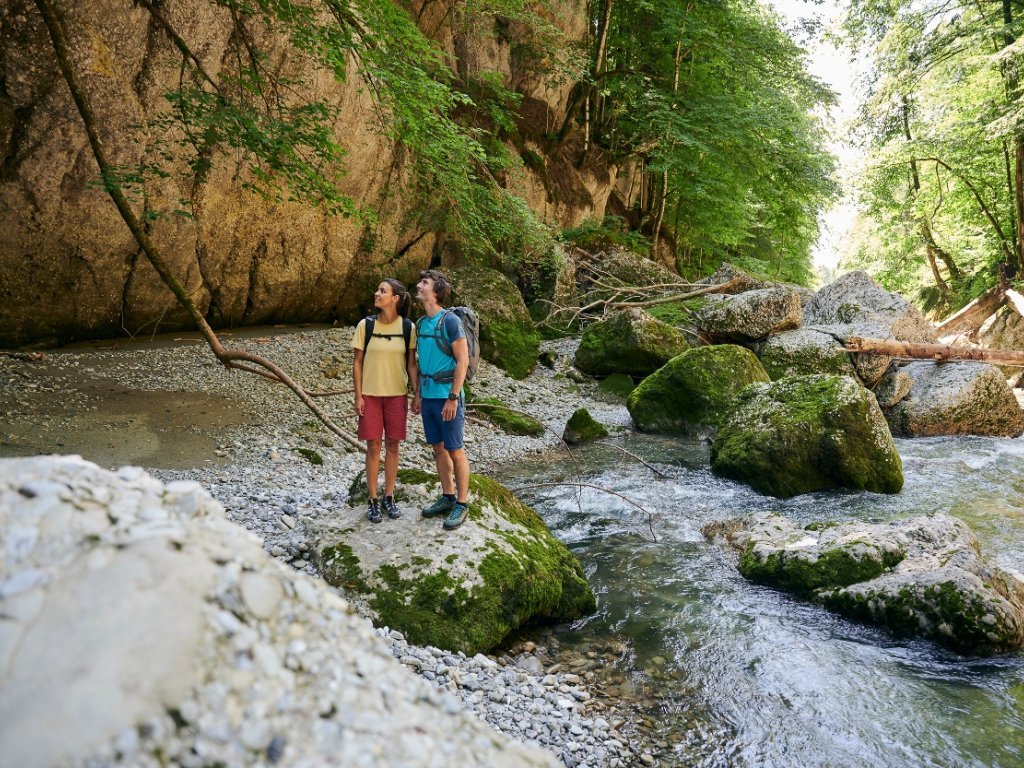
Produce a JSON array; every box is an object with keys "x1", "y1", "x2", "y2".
[{"x1": 0, "y1": 327, "x2": 671, "y2": 766}]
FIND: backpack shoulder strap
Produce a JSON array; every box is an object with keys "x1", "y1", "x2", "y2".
[
  {"x1": 362, "y1": 315, "x2": 377, "y2": 351},
  {"x1": 402, "y1": 317, "x2": 412, "y2": 354}
]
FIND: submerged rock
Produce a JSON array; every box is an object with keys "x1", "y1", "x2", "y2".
[
  {"x1": 574, "y1": 308, "x2": 689, "y2": 377},
  {"x1": 707, "y1": 512, "x2": 1024, "y2": 655},
  {"x1": 884, "y1": 361, "x2": 1024, "y2": 437},
  {"x1": 563, "y1": 407, "x2": 609, "y2": 444},
  {"x1": 627, "y1": 345, "x2": 769, "y2": 436},
  {"x1": 696, "y1": 285, "x2": 803, "y2": 342},
  {"x1": 710, "y1": 374, "x2": 903, "y2": 498},
  {"x1": 314, "y1": 470, "x2": 596, "y2": 654}
]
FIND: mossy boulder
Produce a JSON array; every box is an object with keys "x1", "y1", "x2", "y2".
[
  {"x1": 696, "y1": 285, "x2": 803, "y2": 342},
  {"x1": 449, "y1": 265, "x2": 540, "y2": 379},
  {"x1": 563, "y1": 408, "x2": 609, "y2": 444},
  {"x1": 883, "y1": 361, "x2": 1024, "y2": 437},
  {"x1": 471, "y1": 397, "x2": 545, "y2": 437},
  {"x1": 627, "y1": 345, "x2": 770, "y2": 436},
  {"x1": 574, "y1": 308, "x2": 689, "y2": 377},
  {"x1": 707, "y1": 512, "x2": 1024, "y2": 655},
  {"x1": 756, "y1": 328, "x2": 857, "y2": 380},
  {"x1": 314, "y1": 470, "x2": 595, "y2": 654},
  {"x1": 710, "y1": 374, "x2": 903, "y2": 498}
]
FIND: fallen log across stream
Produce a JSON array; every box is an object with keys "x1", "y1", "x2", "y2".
[{"x1": 843, "y1": 337, "x2": 1024, "y2": 367}]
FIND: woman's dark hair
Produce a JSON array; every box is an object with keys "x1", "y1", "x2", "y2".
[
  {"x1": 418, "y1": 269, "x2": 451, "y2": 305},
  {"x1": 382, "y1": 278, "x2": 412, "y2": 319}
]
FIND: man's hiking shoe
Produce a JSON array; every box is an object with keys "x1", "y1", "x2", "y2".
[
  {"x1": 443, "y1": 502, "x2": 469, "y2": 531},
  {"x1": 383, "y1": 496, "x2": 402, "y2": 520},
  {"x1": 421, "y1": 496, "x2": 455, "y2": 518},
  {"x1": 367, "y1": 498, "x2": 383, "y2": 524}
]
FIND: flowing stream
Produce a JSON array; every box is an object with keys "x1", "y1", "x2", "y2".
[{"x1": 494, "y1": 435, "x2": 1024, "y2": 768}]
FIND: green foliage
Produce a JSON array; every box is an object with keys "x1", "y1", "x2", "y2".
[
  {"x1": 843, "y1": 0, "x2": 1024, "y2": 309},
  {"x1": 584, "y1": 0, "x2": 837, "y2": 282},
  {"x1": 559, "y1": 216, "x2": 650, "y2": 255}
]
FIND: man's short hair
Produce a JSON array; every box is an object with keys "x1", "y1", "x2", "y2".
[{"x1": 419, "y1": 270, "x2": 452, "y2": 305}]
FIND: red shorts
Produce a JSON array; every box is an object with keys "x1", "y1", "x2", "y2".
[{"x1": 358, "y1": 395, "x2": 408, "y2": 441}]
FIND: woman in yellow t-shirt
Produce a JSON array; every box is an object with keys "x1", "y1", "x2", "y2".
[{"x1": 351, "y1": 279, "x2": 419, "y2": 523}]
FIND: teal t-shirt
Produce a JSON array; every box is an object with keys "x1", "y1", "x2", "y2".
[{"x1": 417, "y1": 311, "x2": 466, "y2": 399}]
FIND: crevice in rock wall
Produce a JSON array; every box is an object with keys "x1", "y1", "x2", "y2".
[
  {"x1": 244, "y1": 238, "x2": 266, "y2": 322},
  {"x1": 395, "y1": 230, "x2": 429, "y2": 260},
  {"x1": 121, "y1": 246, "x2": 143, "y2": 333}
]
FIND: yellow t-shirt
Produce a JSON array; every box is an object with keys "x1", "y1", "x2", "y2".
[{"x1": 351, "y1": 317, "x2": 417, "y2": 396}]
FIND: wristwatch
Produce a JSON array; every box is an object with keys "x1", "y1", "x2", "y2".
[{"x1": 447, "y1": 392, "x2": 458, "y2": 401}]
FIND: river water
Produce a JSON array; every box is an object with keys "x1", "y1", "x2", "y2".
[{"x1": 494, "y1": 435, "x2": 1024, "y2": 768}]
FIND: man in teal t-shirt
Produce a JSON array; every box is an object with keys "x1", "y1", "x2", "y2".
[{"x1": 412, "y1": 270, "x2": 471, "y2": 530}]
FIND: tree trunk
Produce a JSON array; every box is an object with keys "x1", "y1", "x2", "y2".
[
  {"x1": 843, "y1": 336, "x2": 1024, "y2": 366},
  {"x1": 934, "y1": 279, "x2": 1008, "y2": 336}
]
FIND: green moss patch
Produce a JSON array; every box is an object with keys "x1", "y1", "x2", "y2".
[
  {"x1": 471, "y1": 397, "x2": 545, "y2": 436},
  {"x1": 575, "y1": 310, "x2": 689, "y2": 377},
  {"x1": 563, "y1": 408, "x2": 609, "y2": 444}
]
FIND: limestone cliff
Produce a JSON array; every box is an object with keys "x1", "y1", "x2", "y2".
[{"x1": 0, "y1": 0, "x2": 614, "y2": 346}]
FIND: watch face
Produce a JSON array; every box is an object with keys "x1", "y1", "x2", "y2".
[{"x1": 448, "y1": 393, "x2": 458, "y2": 400}]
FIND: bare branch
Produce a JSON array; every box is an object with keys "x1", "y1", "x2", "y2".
[{"x1": 514, "y1": 482, "x2": 658, "y2": 541}]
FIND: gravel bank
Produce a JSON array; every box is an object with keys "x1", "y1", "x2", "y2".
[{"x1": 1, "y1": 328, "x2": 662, "y2": 766}]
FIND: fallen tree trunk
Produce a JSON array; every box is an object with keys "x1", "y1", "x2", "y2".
[
  {"x1": 934, "y1": 281, "x2": 1007, "y2": 336},
  {"x1": 843, "y1": 337, "x2": 1024, "y2": 366}
]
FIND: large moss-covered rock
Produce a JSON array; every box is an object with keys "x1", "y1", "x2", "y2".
[
  {"x1": 707, "y1": 512, "x2": 1024, "y2": 655},
  {"x1": 756, "y1": 328, "x2": 857, "y2": 380},
  {"x1": 575, "y1": 308, "x2": 689, "y2": 377},
  {"x1": 695, "y1": 263, "x2": 768, "y2": 294},
  {"x1": 696, "y1": 286, "x2": 803, "y2": 342},
  {"x1": 449, "y1": 266, "x2": 540, "y2": 379},
  {"x1": 710, "y1": 374, "x2": 903, "y2": 498},
  {"x1": 314, "y1": 470, "x2": 595, "y2": 654},
  {"x1": 884, "y1": 361, "x2": 1024, "y2": 437},
  {"x1": 627, "y1": 345, "x2": 769, "y2": 436}
]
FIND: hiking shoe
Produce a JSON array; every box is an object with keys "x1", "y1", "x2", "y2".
[
  {"x1": 421, "y1": 495, "x2": 455, "y2": 518},
  {"x1": 367, "y1": 498, "x2": 383, "y2": 524},
  {"x1": 383, "y1": 496, "x2": 402, "y2": 520},
  {"x1": 443, "y1": 502, "x2": 469, "y2": 531}
]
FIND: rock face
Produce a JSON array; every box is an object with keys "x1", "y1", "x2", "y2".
[
  {"x1": 449, "y1": 266, "x2": 540, "y2": 379},
  {"x1": 627, "y1": 345, "x2": 769, "y2": 436},
  {"x1": 314, "y1": 470, "x2": 596, "y2": 654},
  {"x1": 756, "y1": 328, "x2": 857, "y2": 380},
  {"x1": 696, "y1": 285, "x2": 803, "y2": 342},
  {"x1": 873, "y1": 368, "x2": 914, "y2": 409},
  {"x1": 710, "y1": 374, "x2": 904, "y2": 498},
  {"x1": 978, "y1": 302, "x2": 1024, "y2": 376},
  {"x1": 884, "y1": 362, "x2": 1024, "y2": 437},
  {"x1": 0, "y1": 456, "x2": 557, "y2": 767},
  {"x1": 708, "y1": 512, "x2": 1024, "y2": 655},
  {"x1": 0, "y1": 0, "x2": 604, "y2": 347},
  {"x1": 574, "y1": 308, "x2": 689, "y2": 377}
]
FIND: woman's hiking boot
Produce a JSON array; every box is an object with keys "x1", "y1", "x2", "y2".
[
  {"x1": 421, "y1": 495, "x2": 455, "y2": 518},
  {"x1": 367, "y1": 498, "x2": 383, "y2": 524},
  {"x1": 443, "y1": 502, "x2": 469, "y2": 530},
  {"x1": 382, "y1": 496, "x2": 402, "y2": 519}
]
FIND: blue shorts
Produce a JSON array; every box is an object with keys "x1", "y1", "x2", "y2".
[{"x1": 421, "y1": 397, "x2": 465, "y2": 450}]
